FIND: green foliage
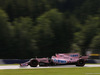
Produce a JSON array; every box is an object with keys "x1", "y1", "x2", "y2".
[
  {"x1": 75, "y1": 16, "x2": 100, "y2": 55},
  {"x1": 0, "y1": 9, "x2": 12, "y2": 58},
  {"x1": 90, "y1": 34, "x2": 100, "y2": 52},
  {"x1": 11, "y1": 17, "x2": 39, "y2": 58},
  {"x1": 34, "y1": 15, "x2": 54, "y2": 57},
  {"x1": 0, "y1": 0, "x2": 100, "y2": 58}
]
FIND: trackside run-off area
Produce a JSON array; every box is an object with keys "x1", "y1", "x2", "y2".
[
  {"x1": 0, "y1": 67, "x2": 100, "y2": 75},
  {"x1": 0, "y1": 64, "x2": 100, "y2": 75}
]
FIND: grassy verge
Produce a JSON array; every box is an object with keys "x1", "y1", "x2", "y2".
[
  {"x1": 0, "y1": 64, "x2": 19, "y2": 66},
  {"x1": 0, "y1": 67, "x2": 100, "y2": 75}
]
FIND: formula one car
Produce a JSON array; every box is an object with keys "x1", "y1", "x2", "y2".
[{"x1": 20, "y1": 53, "x2": 88, "y2": 67}]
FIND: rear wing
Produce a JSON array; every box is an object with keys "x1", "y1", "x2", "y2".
[{"x1": 80, "y1": 56, "x2": 88, "y2": 61}]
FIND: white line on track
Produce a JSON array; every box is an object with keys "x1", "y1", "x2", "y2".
[{"x1": 0, "y1": 64, "x2": 100, "y2": 70}]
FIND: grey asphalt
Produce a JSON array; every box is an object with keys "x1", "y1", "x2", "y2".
[{"x1": 0, "y1": 64, "x2": 100, "y2": 70}]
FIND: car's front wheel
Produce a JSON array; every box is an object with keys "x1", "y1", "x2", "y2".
[{"x1": 29, "y1": 60, "x2": 39, "y2": 67}]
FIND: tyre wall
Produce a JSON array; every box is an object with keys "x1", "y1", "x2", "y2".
[
  {"x1": 0, "y1": 59, "x2": 29, "y2": 64},
  {"x1": 86, "y1": 59, "x2": 100, "y2": 63}
]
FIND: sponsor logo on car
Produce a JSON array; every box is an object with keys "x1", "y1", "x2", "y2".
[
  {"x1": 70, "y1": 54, "x2": 78, "y2": 57},
  {"x1": 53, "y1": 59, "x2": 67, "y2": 64}
]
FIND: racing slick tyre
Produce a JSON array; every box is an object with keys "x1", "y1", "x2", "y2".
[
  {"x1": 76, "y1": 59, "x2": 85, "y2": 67},
  {"x1": 29, "y1": 60, "x2": 39, "y2": 67}
]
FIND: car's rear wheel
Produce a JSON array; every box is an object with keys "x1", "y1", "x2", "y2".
[
  {"x1": 76, "y1": 59, "x2": 85, "y2": 67},
  {"x1": 29, "y1": 60, "x2": 38, "y2": 67}
]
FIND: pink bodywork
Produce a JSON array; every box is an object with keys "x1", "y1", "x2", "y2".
[
  {"x1": 51, "y1": 53, "x2": 88, "y2": 64},
  {"x1": 36, "y1": 58, "x2": 49, "y2": 63},
  {"x1": 20, "y1": 53, "x2": 88, "y2": 67}
]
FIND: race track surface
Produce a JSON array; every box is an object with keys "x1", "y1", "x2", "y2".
[{"x1": 0, "y1": 64, "x2": 100, "y2": 70}]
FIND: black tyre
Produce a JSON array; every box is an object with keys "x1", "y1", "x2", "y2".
[
  {"x1": 30, "y1": 60, "x2": 38, "y2": 67},
  {"x1": 76, "y1": 59, "x2": 85, "y2": 67}
]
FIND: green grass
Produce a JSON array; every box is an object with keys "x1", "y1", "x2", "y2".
[
  {"x1": 0, "y1": 64, "x2": 19, "y2": 66},
  {"x1": 0, "y1": 67, "x2": 100, "y2": 75}
]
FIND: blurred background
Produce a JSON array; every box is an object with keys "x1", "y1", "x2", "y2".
[{"x1": 0, "y1": 0, "x2": 100, "y2": 59}]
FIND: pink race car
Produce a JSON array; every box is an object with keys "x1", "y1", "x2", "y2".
[{"x1": 20, "y1": 53, "x2": 88, "y2": 67}]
